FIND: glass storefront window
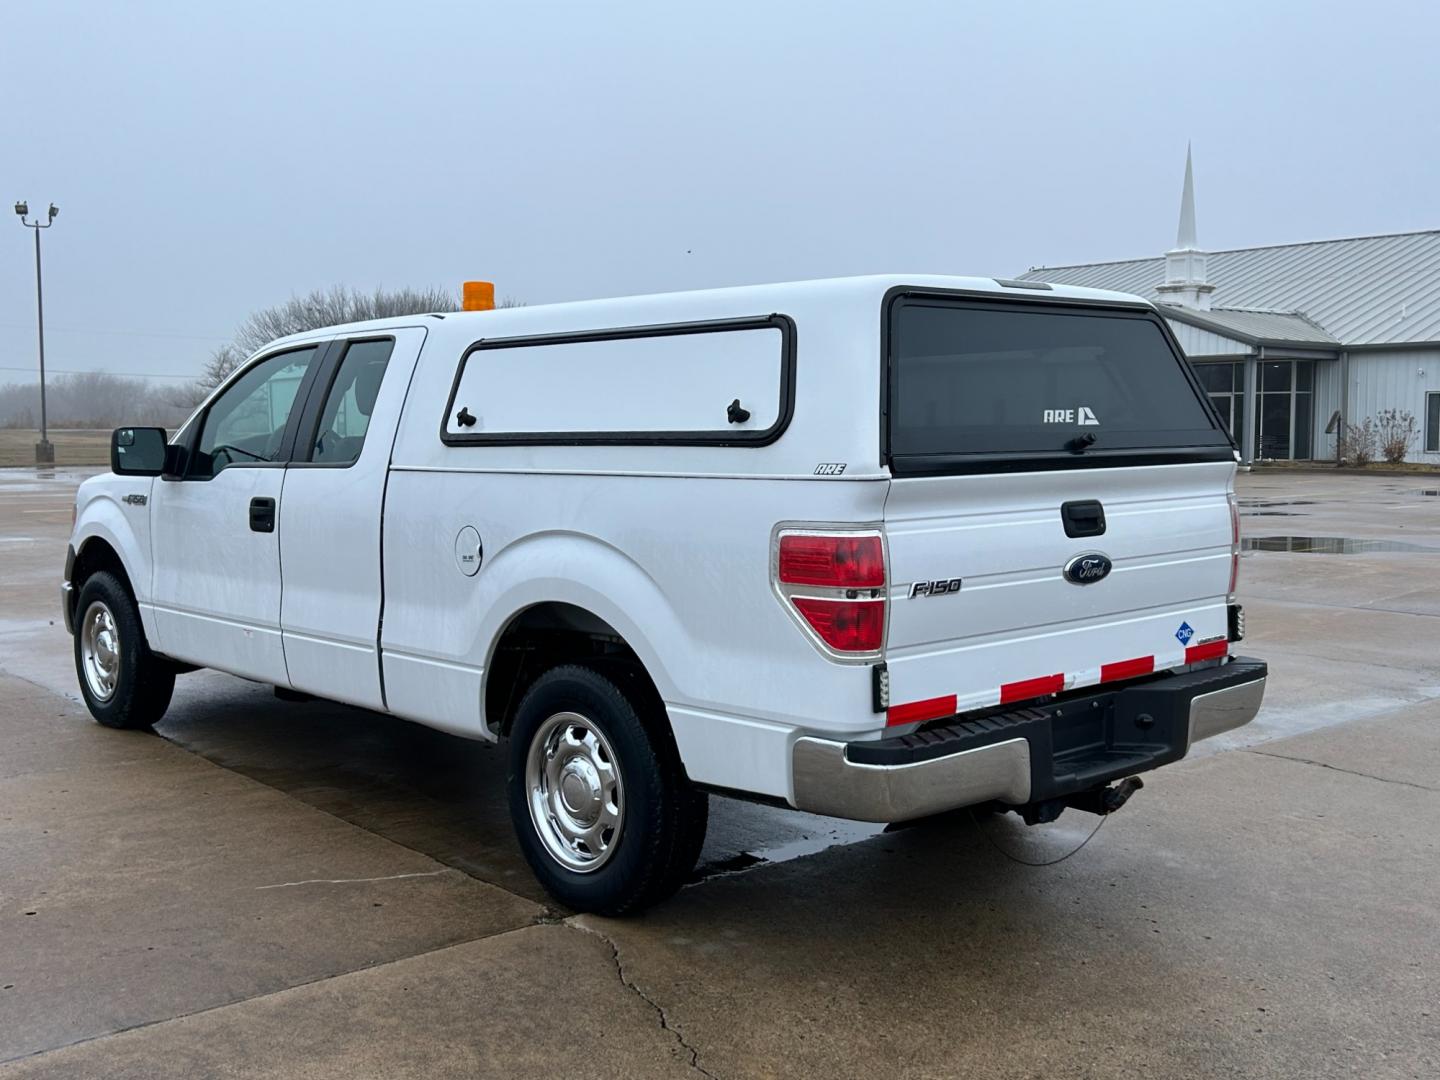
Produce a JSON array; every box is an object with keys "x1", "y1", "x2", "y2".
[
  {"x1": 1294, "y1": 390, "x2": 1313, "y2": 458},
  {"x1": 1258, "y1": 392, "x2": 1291, "y2": 458},
  {"x1": 1195, "y1": 363, "x2": 1234, "y2": 393},
  {"x1": 1262, "y1": 361, "x2": 1292, "y2": 392}
]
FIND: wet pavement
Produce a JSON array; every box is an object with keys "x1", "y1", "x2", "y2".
[
  {"x1": 1242, "y1": 535, "x2": 1439, "y2": 553},
  {"x1": 2, "y1": 465, "x2": 1438, "y2": 1078}
]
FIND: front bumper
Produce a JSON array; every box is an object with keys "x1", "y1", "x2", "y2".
[{"x1": 792, "y1": 657, "x2": 1267, "y2": 823}]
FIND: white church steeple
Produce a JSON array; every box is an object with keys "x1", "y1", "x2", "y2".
[{"x1": 1155, "y1": 143, "x2": 1215, "y2": 311}]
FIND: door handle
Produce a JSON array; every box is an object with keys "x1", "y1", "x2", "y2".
[
  {"x1": 249, "y1": 497, "x2": 276, "y2": 533},
  {"x1": 1060, "y1": 499, "x2": 1106, "y2": 538}
]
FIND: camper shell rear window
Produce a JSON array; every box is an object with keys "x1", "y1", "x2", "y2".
[{"x1": 884, "y1": 292, "x2": 1233, "y2": 475}]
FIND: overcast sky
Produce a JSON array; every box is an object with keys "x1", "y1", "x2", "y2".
[{"x1": 3, "y1": 0, "x2": 1437, "y2": 385}]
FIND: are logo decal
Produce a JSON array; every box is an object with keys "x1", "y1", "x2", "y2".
[
  {"x1": 1042, "y1": 406, "x2": 1100, "y2": 426},
  {"x1": 813, "y1": 462, "x2": 847, "y2": 476}
]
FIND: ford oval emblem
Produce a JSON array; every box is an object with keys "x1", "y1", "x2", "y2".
[{"x1": 1063, "y1": 552, "x2": 1113, "y2": 585}]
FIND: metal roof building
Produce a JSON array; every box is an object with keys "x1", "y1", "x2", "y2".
[{"x1": 1019, "y1": 149, "x2": 1440, "y2": 464}]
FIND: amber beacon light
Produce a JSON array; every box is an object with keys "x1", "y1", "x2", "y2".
[{"x1": 463, "y1": 281, "x2": 496, "y2": 311}]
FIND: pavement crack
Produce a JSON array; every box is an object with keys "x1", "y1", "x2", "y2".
[
  {"x1": 255, "y1": 868, "x2": 459, "y2": 890},
  {"x1": 1243, "y1": 749, "x2": 1440, "y2": 792},
  {"x1": 569, "y1": 920, "x2": 718, "y2": 1079}
]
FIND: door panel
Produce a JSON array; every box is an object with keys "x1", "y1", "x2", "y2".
[
  {"x1": 279, "y1": 329, "x2": 426, "y2": 710},
  {"x1": 150, "y1": 467, "x2": 289, "y2": 681},
  {"x1": 149, "y1": 344, "x2": 324, "y2": 683}
]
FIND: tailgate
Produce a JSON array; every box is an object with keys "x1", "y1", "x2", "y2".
[
  {"x1": 879, "y1": 289, "x2": 1238, "y2": 725},
  {"x1": 882, "y1": 462, "x2": 1236, "y2": 721}
]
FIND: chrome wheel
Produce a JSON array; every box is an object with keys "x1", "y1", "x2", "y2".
[
  {"x1": 525, "y1": 711, "x2": 625, "y2": 872},
  {"x1": 80, "y1": 600, "x2": 121, "y2": 702}
]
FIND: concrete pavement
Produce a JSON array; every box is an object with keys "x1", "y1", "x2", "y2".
[{"x1": 1, "y1": 467, "x2": 1438, "y2": 1078}]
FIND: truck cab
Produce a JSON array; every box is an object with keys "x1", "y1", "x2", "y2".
[{"x1": 63, "y1": 275, "x2": 1267, "y2": 914}]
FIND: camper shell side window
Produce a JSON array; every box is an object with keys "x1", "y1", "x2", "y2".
[{"x1": 439, "y1": 314, "x2": 796, "y2": 447}]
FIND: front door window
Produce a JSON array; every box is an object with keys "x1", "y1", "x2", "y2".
[{"x1": 192, "y1": 347, "x2": 319, "y2": 478}]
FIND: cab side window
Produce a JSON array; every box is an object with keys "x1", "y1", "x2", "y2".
[
  {"x1": 192, "y1": 347, "x2": 319, "y2": 478},
  {"x1": 308, "y1": 340, "x2": 394, "y2": 465}
]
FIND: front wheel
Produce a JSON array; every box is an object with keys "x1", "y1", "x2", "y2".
[
  {"x1": 73, "y1": 571, "x2": 175, "y2": 729},
  {"x1": 507, "y1": 665, "x2": 707, "y2": 915}
]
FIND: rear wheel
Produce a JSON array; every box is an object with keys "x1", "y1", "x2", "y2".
[
  {"x1": 73, "y1": 571, "x2": 175, "y2": 729},
  {"x1": 507, "y1": 664, "x2": 707, "y2": 915}
]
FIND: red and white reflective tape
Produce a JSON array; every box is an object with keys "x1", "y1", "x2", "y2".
[{"x1": 884, "y1": 641, "x2": 1228, "y2": 727}]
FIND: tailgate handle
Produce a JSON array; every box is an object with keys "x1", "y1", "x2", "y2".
[{"x1": 1061, "y1": 500, "x2": 1106, "y2": 538}]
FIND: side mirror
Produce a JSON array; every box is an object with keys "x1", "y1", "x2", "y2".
[{"x1": 111, "y1": 427, "x2": 169, "y2": 476}]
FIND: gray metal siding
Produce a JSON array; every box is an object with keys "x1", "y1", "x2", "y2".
[
  {"x1": 1312, "y1": 359, "x2": 1342, "y2": 460},
  {"x1": 1168, "y1": 319, "x2": 1251, "y2": 358},
  {"x1": 1346, "y1": 348, "x2": 1440, "y2": 462}
]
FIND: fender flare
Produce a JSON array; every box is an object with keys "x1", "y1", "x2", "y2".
[
  {"x1": 476, "y1": 531, "x2": 692, "y2": 715},
  {"x1": 71, "y1": 495, "x2": 153, "y2": 636}
]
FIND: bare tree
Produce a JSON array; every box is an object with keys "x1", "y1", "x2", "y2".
[
  {"x1": 1376, "y1": 408, "x2": 1418, "y2": 465},
  {"x1": 230, "y1": 285, "x2": 465, "y2": 355},
  {"x1": 1339, "y1": 417, "x2": 1378, "y2": 466},
  {"x1": 179, "y1": 285, "x2": 520, "y2": 404},
  {"x1": 0, "y1": 371, "x2": 189, "y2": 429},
  {"x1": 199, "y1": 343, "x2": 245, "y2": 390},
  {"x1": 0, "y1": 285, "x2": 519, "y2": 432}
]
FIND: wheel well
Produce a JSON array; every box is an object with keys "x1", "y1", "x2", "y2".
[
  {"x1": 484, "y1": 602, "x2": 663, "y2": 739},
  {"x1": 70, "y1": 538, "x2": 135, "y2": 614}
]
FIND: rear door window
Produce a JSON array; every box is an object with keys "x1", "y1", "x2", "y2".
[
  {"x1": 306, "y1": 339, "x2": 395, "y2": 465},
  {"x1": 886, "y1": 297, "x2": 1230, "y2": 472}
]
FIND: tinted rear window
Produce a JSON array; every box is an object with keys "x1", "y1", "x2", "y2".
[{"x1": 887, "y1": 299, "x2": 1230, "y2": 469}]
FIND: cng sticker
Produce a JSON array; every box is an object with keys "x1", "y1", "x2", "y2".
[{"x1": 1175, "y1": 621, "x2": 1195, "y2": 645}]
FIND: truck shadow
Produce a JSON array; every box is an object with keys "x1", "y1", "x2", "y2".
[{"x1": 154, "y1": 670, "x2": 888, "y2": 908}]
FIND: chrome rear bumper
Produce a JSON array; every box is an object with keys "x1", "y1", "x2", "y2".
[
  {"x1": 793, "y1": 736, "x2": 1032, "y2": 823},
  {"x1": 1186, "y1": 675, "x2": 1267, "y2": 748},
  {"x1": 792, "y1": 660, "x2": 1267, "y2": 824}
]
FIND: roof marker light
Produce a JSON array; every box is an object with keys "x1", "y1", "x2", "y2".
[{"x1": 463, "y1": 281, "x2": 495, "y2": 311}]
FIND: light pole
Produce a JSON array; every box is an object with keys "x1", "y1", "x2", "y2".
[{"x1": 15, "y1": 200, "x2": 59, "y2": 465}]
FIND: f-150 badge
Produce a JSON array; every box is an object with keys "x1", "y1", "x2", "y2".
[{"x1": 909, "y1": 577, "x2": 962, "y2": 598}]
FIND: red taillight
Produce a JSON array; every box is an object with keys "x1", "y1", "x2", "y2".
[
  {"x1": 774, "y1": 528, "x2": 887, "y2": 656},
  {"x1": 778, "y1": 534, "x2": 885, "y2": 589},
  {"x1": 792, "y1": 598, "x2": 885, "y2": 652},
  {"x1": 1227, "y1": 492, "x2": 1241, "y2": 598}
]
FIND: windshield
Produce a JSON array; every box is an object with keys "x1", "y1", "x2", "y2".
[{"x1": 886, "y1": 297, "x2": 1230, "y2": 472}]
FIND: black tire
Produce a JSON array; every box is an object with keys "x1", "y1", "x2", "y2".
[
  {"x1": 507, "y1": 664, "x2": 708, "y2": 915},
  {"x1": 73, "y1": 571, "x2": 176, "y2": 730}
]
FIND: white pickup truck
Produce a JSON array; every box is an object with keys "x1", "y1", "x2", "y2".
[{"x1": 64, "y1": 275, "x2": 1266, "y2": 913}]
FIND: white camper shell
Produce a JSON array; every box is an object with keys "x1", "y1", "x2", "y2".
[{"x1": 64, "y1": 275, "x2": 1267, "y2": 913}]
